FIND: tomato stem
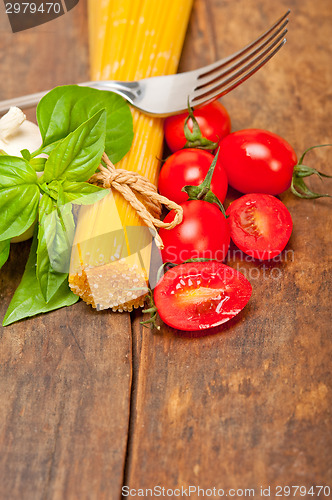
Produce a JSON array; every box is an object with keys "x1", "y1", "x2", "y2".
[
  {"x1": 291, "y1": 144, "x2": 332, "y2": 199},
  {"x1": 141, "y1": 289, "x2": 160, "y2": 331},
  {"x1": 298, "y1": 143, "x2": 332, "y2": 166},
  {"x1": 183, "y1": 102, "x2": 218, "y2": 150},
  {"x1": 196, "y1": 186, "x2": 209, "y2": 199},
  {"x1": 182, "y1": 149, "x2": 227, "y2": 216}
]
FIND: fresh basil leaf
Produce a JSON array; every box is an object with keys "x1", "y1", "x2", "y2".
[
  {"x1": 37, "y1": 194, "x2": 66, "y2": 301},
  {"x1": 0, "y1": 240, "x2": 10, "y2": 270},
  {"x1": 21, "y1": 149, "x2": 31, "y2": 161},
  {"x1": 2, "y1": 232, "x2": 78, "y2": 326},
  {"x1": 36, "y1": 85, "x2": 134, "y2": 164},
  {"x1": 62, "y1": 180, "x2": 109, "y2": 205},
  {"x1": 30, "y1": 157, "x2": 47, "y2": 172},
  {"x1": 39, "y1": 179, "x2": 65, "y2": 202},
  {"x1": 43, "y1": 109, "x2": 106, "y2": 183},
  {"x1": 0, "y1": 156, "x2": 40, "y2": 241},
  {"x1": 37, "y1": 194, "x2": 75, "y2": 302},
  {"x1": 49, "y1": 202, "x2": 75, "y2": 274}
]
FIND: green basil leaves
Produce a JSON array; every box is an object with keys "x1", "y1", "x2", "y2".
[
  {"x1": 0, "y1": 240, "x2": 10, "y2": 270},
  {"x1": 2, "y1": 231, "x2": 79, "y2": 327},
  {"x1": 36, "y1": 194, "x2": 72, "y2": 302},
  {"x1": 43, "y1": 109, "x2": 106, "y2": 182},
  {"x1": 61, "y1": 180, "x2": 108, "y2": 205},
  {"x1": 0, "y1": 156, "x2": 40, "y2": 241},
  {"x1": 36, "y1": 85, "x2": 134, "y2": 164},
  {"x1": 0, "y1": 84, "x2": 134, "y2": 325}
]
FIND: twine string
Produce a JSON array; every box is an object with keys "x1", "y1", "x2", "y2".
[{"x1": 88, "y1": 153, "x2": 183, "y2": 249}]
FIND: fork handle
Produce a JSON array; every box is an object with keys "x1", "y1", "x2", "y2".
[
  {"x1": 0, "y1": 81, "x2": 140, "y2": 115},
  {"x1": 0, "y1": 90, "x2": 49, "y2": 115}
]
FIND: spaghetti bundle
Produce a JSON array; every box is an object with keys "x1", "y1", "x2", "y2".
[{"x1": 69, "y1": 0, "x2": 193, "y2": 311}]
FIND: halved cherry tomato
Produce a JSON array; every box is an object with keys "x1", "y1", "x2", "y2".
[
  {"x1": 158, "y1": 148, "x2": 228, "y2": 205},
  {"x1": 154, "y1": 261, "x2": 252, "y2": 331},
  {"x1": 226, "y1": 193, "x2": 293, "y2": 260},
  {"x1": 159, "y1": 200, "x2": 230, "y2": 264},
  {"x1": 164, "y1": 101, "x2": 231, "y2": 152},
  {"x1": 218, "y1": 129, "x2": 298, "y2": 195}
]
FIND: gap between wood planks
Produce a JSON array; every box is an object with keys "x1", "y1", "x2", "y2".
[{"x1": 120, "y1": 309, "x2": 144, "y2": 498}]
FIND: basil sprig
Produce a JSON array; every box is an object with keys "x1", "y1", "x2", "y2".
[
  {"x1": 0, "y1": 85, "x2": 134, "y2": 325},
  {"x1": 0, "y1": 156, "x2": 40, "y2": 241},
  {"x1": 2, "y1": 230, "x2": 79, "y2": 326},
  {"x1": 36, "y1": 194, "x2": 74, "y2": 302},
  {"x1": 34, "y1": 85, "x2": 133, "y2": 164},
  {"x1": 41, "y1": 108, "x2": 106, "y2": 182}
]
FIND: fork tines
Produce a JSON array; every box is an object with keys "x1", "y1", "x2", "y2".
[{"x1": 191, "y1": 10, "x2": 290, "y2": 106}]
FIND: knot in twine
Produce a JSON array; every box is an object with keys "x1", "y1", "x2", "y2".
[{"x1": 89, "y1": 153, "x2": 183, "y2": 249}]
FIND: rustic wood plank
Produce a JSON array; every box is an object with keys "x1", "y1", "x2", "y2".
[
  {"x1": 0, "y1": 298, "x2": 133, "y2": 500},
  {"x1": 0, "y1": 2, "x2": 132, "y2": 499},
  {"x1": 125, "y1": 0, "x2": 332, "y2": 493},
  {"x1": 0, "y1": 0, "x2": 89, "y2": 100},
  {"x1": 1, "y1": 0, "x2": 332, "y2": 497}
]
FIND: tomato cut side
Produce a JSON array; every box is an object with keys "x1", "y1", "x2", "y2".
[
  {"x1": 154, "y1": 261, "x2": 252, "y2": 331},
  {"x1": 226, "y1": 193, "x2": 293, "y2": 260}
]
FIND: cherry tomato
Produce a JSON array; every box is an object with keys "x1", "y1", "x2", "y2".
[
  {"x1": 164, "y1": 101, "x2": 231, "y2": 152},
  {"x1": 158, "y1": 148, "x2": 228, "y2": 205},
  {"x1": 218, "y1": 129, "x2": 298, "y2": 195},
  {"x1": 159, "y1": 200, "x2": 230, "y2": 264},
  {"x1": 154, "y1": 261, "x2": 252, "y2": 331},
  {"x1": 226, "y1": 193, "x2": 293, "y2": 260}
]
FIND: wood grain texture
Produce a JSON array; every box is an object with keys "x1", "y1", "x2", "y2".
[
  {"x1": 125, "y1": 0, "x2": 332, "y2": 495},
  {"x1": 0, "y1": 2, "x2": 132, "y2": 499},
  {"x1": 0, "y1": 0, "x2": 331, "y2": 499}
]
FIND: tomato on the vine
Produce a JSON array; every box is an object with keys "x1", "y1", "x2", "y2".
[
  {"x1": 154, "y1": 261, "x2": 252, "y2": 331},
  {"x1": 159, "y1": 200, "x2": 230, "y2": 264},
  {"x1": 226, "y1": 193, "x2": 293, "y2": 260},
  {"x1": 218, "y1": 129, "x2": 298, "y2": 195},
  {"x1": 164, "y1": 101, "x2": 231, "y2": 152},
  {"x1": 158, "y1": 148, "x2": 228, "y2": 205}
]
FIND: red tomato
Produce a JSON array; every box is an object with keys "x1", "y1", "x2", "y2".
[
  {"x1": 158, "y1": 148, "x2": 228, "y2": 205},
  {"x1": 159, "y1": 200, "x2": 230, "y2": 264},
  {"x1": 164, "y1": 101, "x2": 231, "y2": 152},
  {"x1": 226, "y1": 193, "x2": 293, "y2": 260},
  {"x1": 218, "y1": 129, "x2": 298, "y2": 195},
  {"x1": 154, "y1": 261, "x2": 252, "y2": 331}
]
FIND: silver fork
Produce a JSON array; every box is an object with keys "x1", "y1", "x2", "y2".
[{"x1": 0, "y1": 11, "x2": 289, "y2": 117}]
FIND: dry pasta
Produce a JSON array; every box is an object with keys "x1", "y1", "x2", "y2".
[{"x1": 69, "y1": 0, "x2": 193, "y2": 311}]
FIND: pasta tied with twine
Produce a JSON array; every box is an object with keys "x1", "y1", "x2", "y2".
[{"x1": 89, "y1": 153, "x2": 183, "y2": 249}]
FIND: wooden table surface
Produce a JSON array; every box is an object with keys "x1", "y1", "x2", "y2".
[{"x1": 0, "y1": 1, "x2": 331, "y2": 499}]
